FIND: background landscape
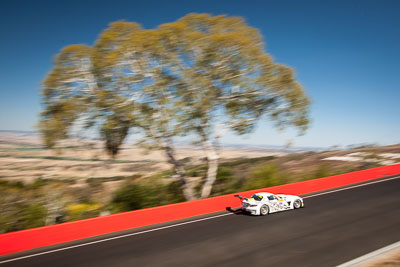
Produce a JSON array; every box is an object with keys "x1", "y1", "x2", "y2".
[{"x1": 1, "y1": 130, "x2": 399, "y2": 233}]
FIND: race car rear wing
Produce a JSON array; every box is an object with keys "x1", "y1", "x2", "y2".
[{"x1": 234, "y1": 194, "x2": 248, "y2": 201}]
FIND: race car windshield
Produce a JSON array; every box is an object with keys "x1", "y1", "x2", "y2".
[{"x1": 251, "y1": 194, "x2": 263, "y2": 201}]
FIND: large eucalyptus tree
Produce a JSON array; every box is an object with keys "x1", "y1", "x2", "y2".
[{"x1": 39, "y1": 13, "x2": 310, "y2": 201}]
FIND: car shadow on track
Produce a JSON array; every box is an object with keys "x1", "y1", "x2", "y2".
[{"x1": 226, "y1": 207, "x2": 251, "y2": 216}]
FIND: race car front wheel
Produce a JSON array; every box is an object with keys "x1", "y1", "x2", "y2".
[
  {"x1": 260, "y1": 205, "x2": 269, "y2": 216},
  {"x1": 293, "y1": 200, "x2": 302, "y2": 209}
]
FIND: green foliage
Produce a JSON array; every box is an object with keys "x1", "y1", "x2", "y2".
[
  {"x1": 314, "y1": 163, "x2": 332, "y2": 178},
  {"x1": 220, "y1": 156, "x2": 275, "y2": 167},
  {"x1": 23, "y1": 204, "x2": 47, "y2": 229},
  {"x1": 217, "y1": 166, "x2": 232, "y2": 181},
  {"x1": 0, "y1": 180, "x2": 25, "y2": 189},
  {"x1": 86, "y1": 176, "x2": 131, "y2": 185},
  {"x1": 186, "y1": 164, "x2": 207, "y2": 177},
  {"x1": 358, "y1": 161, "x2": 381, "y2": 171},
  {"x1": 149, "y1": 169, "x2": 175, "y2": 179},
  {"x1": 38, "y1": 100, "x2": 85, "y2": 148},
  {"x1": 243, "y1": 164, "x2": 286, "y2": 190},
  {"x1": 164, "y1": 181, "x2": 186, "y2": 204},
  {"x1": 0, "y1": 202, "x2": 46, "y2": 233},
  {"x1": 191, "y1": 157, "x2": 277, "y2": 196},
  {"x1": 210, "y1": 166, "x2": 243, "y2": 195},
  {"x1": 111, "y1": 180, "x2": 185, "y2": 213},
  {"x1": 31, "y1": 178, "x2": 47, "y2": 189}
]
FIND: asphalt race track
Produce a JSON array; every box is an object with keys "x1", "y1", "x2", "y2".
[{"x1": 2, "y1": 176, "x2": 400, "y2": 267}]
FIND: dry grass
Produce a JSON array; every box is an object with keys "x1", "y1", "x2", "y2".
[{"x1": 0, "y1": 134, "x2": 282, "y2": 185}]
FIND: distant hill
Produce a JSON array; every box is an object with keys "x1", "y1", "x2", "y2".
[
  {"x1": 220, "y1": 143, "x2": 326, "y2": 152},
  {"x1": 0, "y1": 130, "x2": 37, "y2": 134},
  {"x1": 0, "y1": 130, "x2": 334, "y2": 152}
]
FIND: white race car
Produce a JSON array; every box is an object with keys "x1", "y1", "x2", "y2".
[{"x1": 235, "y1": 192, "x2": 304, "y2": 215}]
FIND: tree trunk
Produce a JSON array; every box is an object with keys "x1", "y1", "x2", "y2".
[
  {"x1": 200, "y1": 140, "x2": 219, "y2": 198},
  {"x1": 164, "y1": 143, "x2": 196, "y2": 201},
  {"x1": 45, "y1": 192, "x2": 64, "y2": 225}
]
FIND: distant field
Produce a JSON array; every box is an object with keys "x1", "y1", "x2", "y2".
[{"x1": 0, "y1": 132, "x2": 284, "y2": 185}]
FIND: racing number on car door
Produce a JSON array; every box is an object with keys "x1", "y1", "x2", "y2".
[{"x1": 272, "y1": 196, "x2": 287, "y2": 211}]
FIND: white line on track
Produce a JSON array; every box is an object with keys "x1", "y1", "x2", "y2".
[
  {"x1": 1, "y1": 174, "x2": 399, "y2": 264},
  {"x1": 336, "y1": 240, "x2": 400, "y2": 267},
  {"x1": 0, "y1": 213, "x2": 232, "y2": 264}
]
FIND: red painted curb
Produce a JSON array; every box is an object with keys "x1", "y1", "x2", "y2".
[{"x1": 1, "y1": 164, "x2": 399, "y2": 256}]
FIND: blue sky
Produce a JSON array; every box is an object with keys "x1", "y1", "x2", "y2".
[{"x1": 0, "y1": 0, "x2": 399, "y2": 148}]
